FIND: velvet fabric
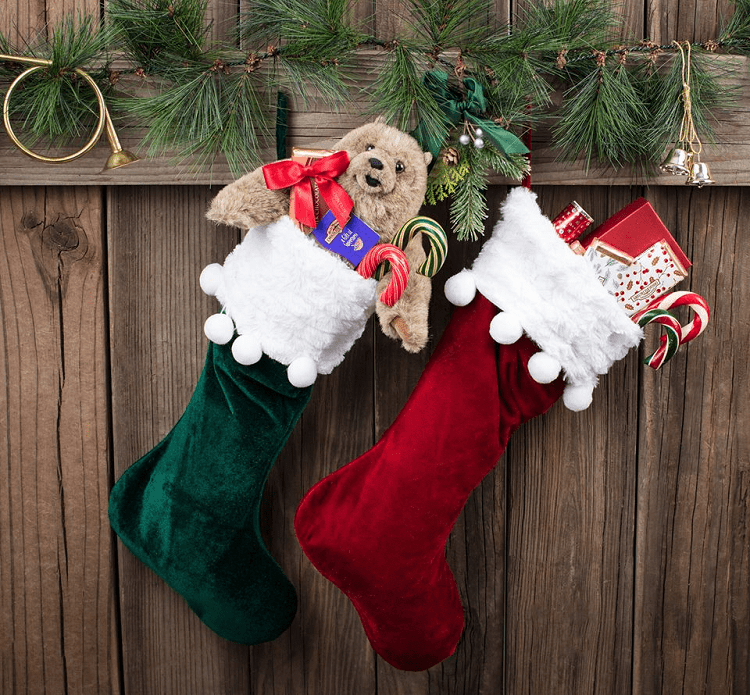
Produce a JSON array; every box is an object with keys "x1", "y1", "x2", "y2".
[
  {"x1": 109, "y1": 340, "x2": 312, "y2": 644},
  {"x1": 295, "y1": 294, "x2": 564, "y2": 671}
]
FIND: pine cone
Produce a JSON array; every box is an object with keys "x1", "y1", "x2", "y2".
[{"x1": 441, "y1": 147, "x2": 460, "y2": 166}]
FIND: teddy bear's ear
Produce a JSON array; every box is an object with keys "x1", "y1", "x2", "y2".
[{"x1": 424, "y1": 151, "x2": 433, "y2": 166}]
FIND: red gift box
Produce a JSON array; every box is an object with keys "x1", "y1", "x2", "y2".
[{"x1": 581, "y1": 198, "x2": 692, "y2": 271}]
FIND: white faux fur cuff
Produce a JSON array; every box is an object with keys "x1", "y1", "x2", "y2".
[
  {"x1": 445, "y1": 187, "x2": 643, "y2": 410},
  {"x1": 201, "y1": 216, "x2": 377, "y2": 385}
]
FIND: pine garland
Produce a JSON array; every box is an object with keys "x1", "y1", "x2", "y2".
[{"x1": 0, "y1": 0, "x2": 748, "y2": 239}]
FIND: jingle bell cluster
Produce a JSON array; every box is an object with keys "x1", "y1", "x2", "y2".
[
  {"x1": 660, "y1": 147, "x2": 715, "y2": 187},
  {"x1": 659, "y1": 41, "x2": 715, "y2": 188}
]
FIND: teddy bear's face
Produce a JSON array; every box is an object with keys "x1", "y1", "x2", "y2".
[{"x1": 334, "y1": 121, "x2": 432, "y2": 240}]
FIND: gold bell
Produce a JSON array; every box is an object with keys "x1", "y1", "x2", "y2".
[
  {"x1": 660, "y1": 147, "x2": 691, "y2": 175},
  {"x1": 687, "y1": 158, "x2": 715, "y2": 187}
]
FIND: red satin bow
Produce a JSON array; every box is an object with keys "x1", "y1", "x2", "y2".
[{"x1": 262, "y1": 151, "x2": 354, "y2": 229}]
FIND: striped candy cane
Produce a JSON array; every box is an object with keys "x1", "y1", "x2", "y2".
[
  {"x1": 635, "y1": 308, "x2": 682, "y2": 369},
  {"x1": 357, "y1": 244, "x2": 410, "y2": 307},
  {"x1": 636, "y1": 291, "x2": 710, "y2": 343},
  {"x1": 375, "y1": 216, "x2": 448, "y2": 280}
]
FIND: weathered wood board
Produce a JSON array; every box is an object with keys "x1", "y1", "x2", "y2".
[{"x1": 1, "y1": 0, "x2": 748, "y2": 694}]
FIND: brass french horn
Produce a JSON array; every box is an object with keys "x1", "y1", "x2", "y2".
[{"x1": 0, "y1": 53, "x2": 138, "y2": 170}]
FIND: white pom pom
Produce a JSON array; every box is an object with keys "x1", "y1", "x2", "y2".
[
  {"x1": 287, "y1": 356, "x2": 318, "y2": 388},
  {"x1": 527, "y1": 352, "x2": 562, "y2": 384},
  {"x1": 563, "y1": 384, "x2": 594, "y2": 411},
  {"x1": 204, "y1": 313, "x2": 235, "y2": 345},
  {"x1": 199, "y1": 263, "x2": 224, "y2": 296},
  {"x1": 489, "y1": 312, "x2": 524, "y2": 344},
  {"x1": 231, "y1": 334, "x2": 263, "y2": 365},
  {"x1": 444, "y1": 270, "x2": 477, "y2": 306}
]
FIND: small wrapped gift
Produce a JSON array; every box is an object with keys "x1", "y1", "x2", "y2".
[
  {"x1": 582, "y1": 197, "x2": 691, "y2": 270},
  {"x1": 584, "y1": 237, "x2": 689, "y2": 315},
  {"x1": 289, "y1": 148, "x2": 335, "y2": 234},
  {"x1": 262, "y1": 148, "x2": 353, "y2": 235},
  {"x1": 581, "y1": 198, "x2": 691, "y2": 316}
]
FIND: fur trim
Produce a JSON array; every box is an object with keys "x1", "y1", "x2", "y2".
[
  {"x1": 470, "y1": 187, "x2": 643, "y2": 388},
  {"x1": 213, "y1": 217, "x2": 377, "y2": 373}
]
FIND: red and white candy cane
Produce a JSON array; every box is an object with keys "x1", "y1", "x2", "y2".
[
  {"x1": 357, "y1": 244, "x2": 410, "y2": 307},
  {"x1": 636, "y1": 291, "x2": 710, "y2": 343}
]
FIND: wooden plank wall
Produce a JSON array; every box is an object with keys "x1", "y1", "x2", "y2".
[{"x1": 0, "y1": 1, "x2": 748, "y2": 694}]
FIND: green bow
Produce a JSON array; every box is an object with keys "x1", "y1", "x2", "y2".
[{"x1": 414, "y1": 70, "x2": 529, "y2": 160}]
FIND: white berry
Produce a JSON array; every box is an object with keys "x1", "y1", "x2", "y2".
[
  {"x1": 459, "y1": 133, "x2": 471, "y2": 146},
  {"x1": 474, "y1": 127, "x2": 484, "y2": 137},
  {"x1": 474, "y1": 137, "x2": 485, "y2": 149}
]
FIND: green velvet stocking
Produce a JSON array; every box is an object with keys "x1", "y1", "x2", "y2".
[{"x1": 109, "y1": 340, "x2": 313, "y2": 644}]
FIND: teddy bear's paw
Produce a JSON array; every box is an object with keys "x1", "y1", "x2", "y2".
[
  {"x1": 391, "y1": 316, "x2": 428, "y2": 353},
  {"x1": 444, "y1": 270, "x2": 477, "y2": 306},
  {"x1": 287, "y1": 356, "x2": 318, "y2": 388},
  {"x1": 527, "y1": 351, "x2": 562, "y2": 384},
  {"x1": 204, "y1": 313, "x2": 235, "y2": 345},
  {"x1": 489, "y1": 311, "x2": 524, "y2": 345},
  {"x1": 563, "y1": 383, "x2": 594, "y2": 412},
  {"x1": 231, "y1": 334, "x2": 263, "y2": 366},
  {"x1": 199, "y1": 263, "x2": 224, "y2": 296}
]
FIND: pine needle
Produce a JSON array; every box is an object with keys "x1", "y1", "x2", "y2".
[
  {"x1": 554, "y1": 54, "x2": 651, "y2": 170},
  {"x1": 108, "y1": 0, "x2": 209, "y2": 70},
  {"x1": 367, "y1": 45, "x2": 449, "y2": 140}
]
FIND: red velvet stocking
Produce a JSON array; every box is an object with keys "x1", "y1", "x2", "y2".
[{"x1": 294, "y1": 294, "x2": 564, "y2": 671}]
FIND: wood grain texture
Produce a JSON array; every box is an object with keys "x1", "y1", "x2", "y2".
[
  {"x1": 647, "y1": 0, "x2": 734, "y2": 43},
  {"x1": 633, "y1": 187, "x2": 750, "y2": 695},
  {"x1": 107, "y1": 186, "x2": 251, "y2": 695},
  {"x1": 0, "y1": 186, "x2": 117, "y2": 695},
  {"x1": 252, "y1": 330, "x2": 378, "y2": 694},
  {"x1": 504, "y1": 187, "x2": 639, "y2": 695},
  {"x1": 206, "y1": 0, "x2": 239, "y2": 43}
]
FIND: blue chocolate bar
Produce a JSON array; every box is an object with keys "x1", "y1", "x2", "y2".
[{"x1": 312, "y1": 211, "x2": 380, "y2": 267}]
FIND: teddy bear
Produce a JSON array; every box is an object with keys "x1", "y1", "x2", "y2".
[{"x1": 203, "y1": 119, "x2": 435, "y2": 382}]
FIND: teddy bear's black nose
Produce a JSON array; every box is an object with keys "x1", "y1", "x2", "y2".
[{"x1": 369, "y1": 158, "x2": 384, "y2": 170}]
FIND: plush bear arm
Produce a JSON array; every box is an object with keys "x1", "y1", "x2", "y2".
[
  {"x1": 376, "y1": 236, "x2": 431, "y2": 353},
  {"x1": 206, "y1": 167, "x2": 290, "y2": 230}
]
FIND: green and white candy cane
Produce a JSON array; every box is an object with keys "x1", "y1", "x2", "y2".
[
  {"x1": 635, "y1": 307, "x2": 682, "y2": 370},
  {"x1": 374, "y1": 216, "x2": 448, "y2": 280}
]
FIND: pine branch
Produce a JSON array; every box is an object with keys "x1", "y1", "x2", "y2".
[
  {"x1": 554, "y1": 53, "x2": 652, "y2": 170},
  {"x1": 447, "y1": 144, "x2": 525, "y2": 240},
  {"x1": 108, "y1": 0, "x2": 210, "y2": 70},
  {"x1": 273, "y1": 56, "x2": 350, "y2": 108},
  {"x1": 720, "y1": 0, "x2": 750, "y2": 53},
  {"x1": 367, "y1": 45, "x2": 449, "y2": 138},
  {"x1": 240, "y1": 0, "x2": 364, "y2": 59},
  {"x1": 117, "y1": 65, "x2": 270, "y2": 175},
  {"x1": 449, "y1": 145, "x2": 488, "y2": 240},
  {"x1": 407, "y1": 0, "x2": 491, "y2": 54}
]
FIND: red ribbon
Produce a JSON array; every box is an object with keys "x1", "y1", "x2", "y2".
[{"x1": 262, "y1": 151, "x2": 354, "y2": 229}]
